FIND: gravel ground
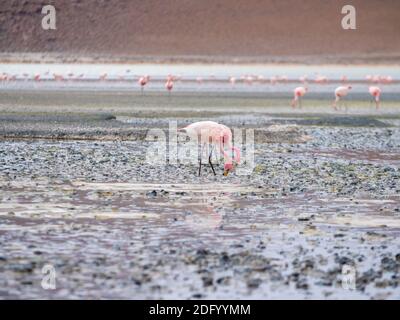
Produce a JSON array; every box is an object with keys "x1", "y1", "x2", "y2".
[{"x1": 0, "y1": 91, "x2": 400, "y2": 299}]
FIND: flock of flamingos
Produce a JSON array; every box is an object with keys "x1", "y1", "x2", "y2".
[
  {"x1": 0, "y1": 70, "x2": 393, "y2": 110},
  {"x1": 0, "y1": 70, "x2": 396, "y2": 176},
  {"x1": 137, "y1": 73, "x2": 389, "y2": 110}
]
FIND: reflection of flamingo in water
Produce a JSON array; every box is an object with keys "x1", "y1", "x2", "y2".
[
  {"x1": 178, "y1": 121, "x2": 241, "y2": 176},
  {"x1": 185, "y1": 192, "x2": 223, "y2": 231}
]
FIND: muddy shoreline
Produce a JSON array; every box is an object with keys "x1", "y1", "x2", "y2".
[{"x1": 0, "y1": 89, "x2": 400, "y2": 299}]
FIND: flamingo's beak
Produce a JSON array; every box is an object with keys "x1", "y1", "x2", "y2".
[{"x1": 223, "y1": 162, "x2": 235, "y2": 176}]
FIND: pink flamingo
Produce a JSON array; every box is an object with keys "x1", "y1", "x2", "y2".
[
  {"x1": 229, "y1": 76, "x2": 236, "y2": 85},
  {"x1": 33, "y1": 74, "x2": 40, "y2": 81},
  {"x1": 257, "y1": 75, "x2": 265, "y2": 83},
  {"x1": 279, "y1": 75, "x2": 288, "y2": 83},
  {"x1": 315, "y1": 75, "x2": 328, "y2": 84},
  {"x1": 340, "y1": 75, "x2": 348, "y2": 83},
  {"x1": 99, "y1": 73, "x2": 107, "y2": 81},
  {"x1": 138, "y1": 75, "x2": 149, "y2": 93},
  {"x1": 53, "y1": 73, "x2": 64, "y2": 81},
  {"x1": 369, "y1": 86, "x2": 381, "y2": 109},
  {"x1": 299, "y1": 75, "x2": 308, "y2": 84},
  {"x1": 372, "y1": 75, "x2": 380, "y2": 83},
  {"x1": 165, "y1": 79, "x2": 173, "y2": 95},
  {"x1": 178, "y1": 121, "x2": 241, "y2": 176},
  {"x1": 333, "y1": 86, "x2": 352, "y2": 111},
  {"x1": 380, "y1": 76, "x2": 393, "y2": 84},
  {"x1": 245, "y1": 75, "x2": 254, "y2": 85},
  {"x1": 291, "y1": 86, "x2": 308, "y2": 108}
]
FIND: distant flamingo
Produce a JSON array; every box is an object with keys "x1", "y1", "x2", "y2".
[
  {"x1": 372, "y1": 75, "x2": 380, "y2": 83},
  {"x1": 245, "y1": 75, "x2": 254, "y2": 85},
  {"x1": 385, "y1": 76, "x2": 393, "y2": 84},
  {"x1": 33, "y1": 74, "x2": 40, "y2": 81},
  {"x1": 299, "y1": 75, "x2": 308, "y2": 84},
  {"x1": 279, "y1": 75, "x2": 288, "y2": 83},
  {"x1": 291, "y1": 86, "x2": 308, "y2": 108},
  {"x1": 380, "y1": 76, "x2": 393, "y2": 84},
  {"x1": 99, "y1": 73, "x2": 107, "y2": 81},
  {"x1": 340, "y1": 75, "x2": 348, "y2": 83},
  {"x1": 138, "y1": 75, "x2": 150, "y2": 93},
  {"x1": 229, "y1": 76, "x2": 236, "y2": 85},
  {"x1": 257, "y1": 75, "x2": 265, "y2": 83},
  {"x1": 315, "y1": 75, "x2": 328, "y2": 84},
  {"x1": 165, "y1": 79, "x2": 173, "y2": 95},
  {"x1": 369, "y1": 86, "x2": 381, "y2": 109},
  {"x1": 53, "y1": 73, "x2": 64, "y2": 81},
  {"x1": 333, "y1": 86, "x2": 352, "y2": 111},
  {"x1": 178, "y1": 121, "x2": 240, "y2": 176}
]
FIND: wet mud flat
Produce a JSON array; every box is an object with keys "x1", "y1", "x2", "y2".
[
  {"x1": 1, "y1": 90, "x2": 400, "y2": 142},
  {"x1": 1, "y1": 122, "x2": 400, "y2": 299},
  {"x1": 0, "y1": 88, "x2": 400, "y2": 299}
]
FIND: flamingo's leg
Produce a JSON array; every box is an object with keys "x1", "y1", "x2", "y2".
[
  {"x1": 299, "y1": 97, "x2": 302, "y2": 109},
  {"x1": 198, "y1": 142, "x2": 204, "y2": 176},
  {"x1": 198, "y1": 158, "x2": 202, "y2": 176},
  {"x1": 332, "y1": 98, "x2": 338, "y2": 111},
  {"x1": 208, "y1": 147, "x2": 216, "y2": 176}
]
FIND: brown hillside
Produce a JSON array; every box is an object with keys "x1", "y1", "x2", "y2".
[{"x1": 1, "y1": 0, "x2": 399, "y2": 63}]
